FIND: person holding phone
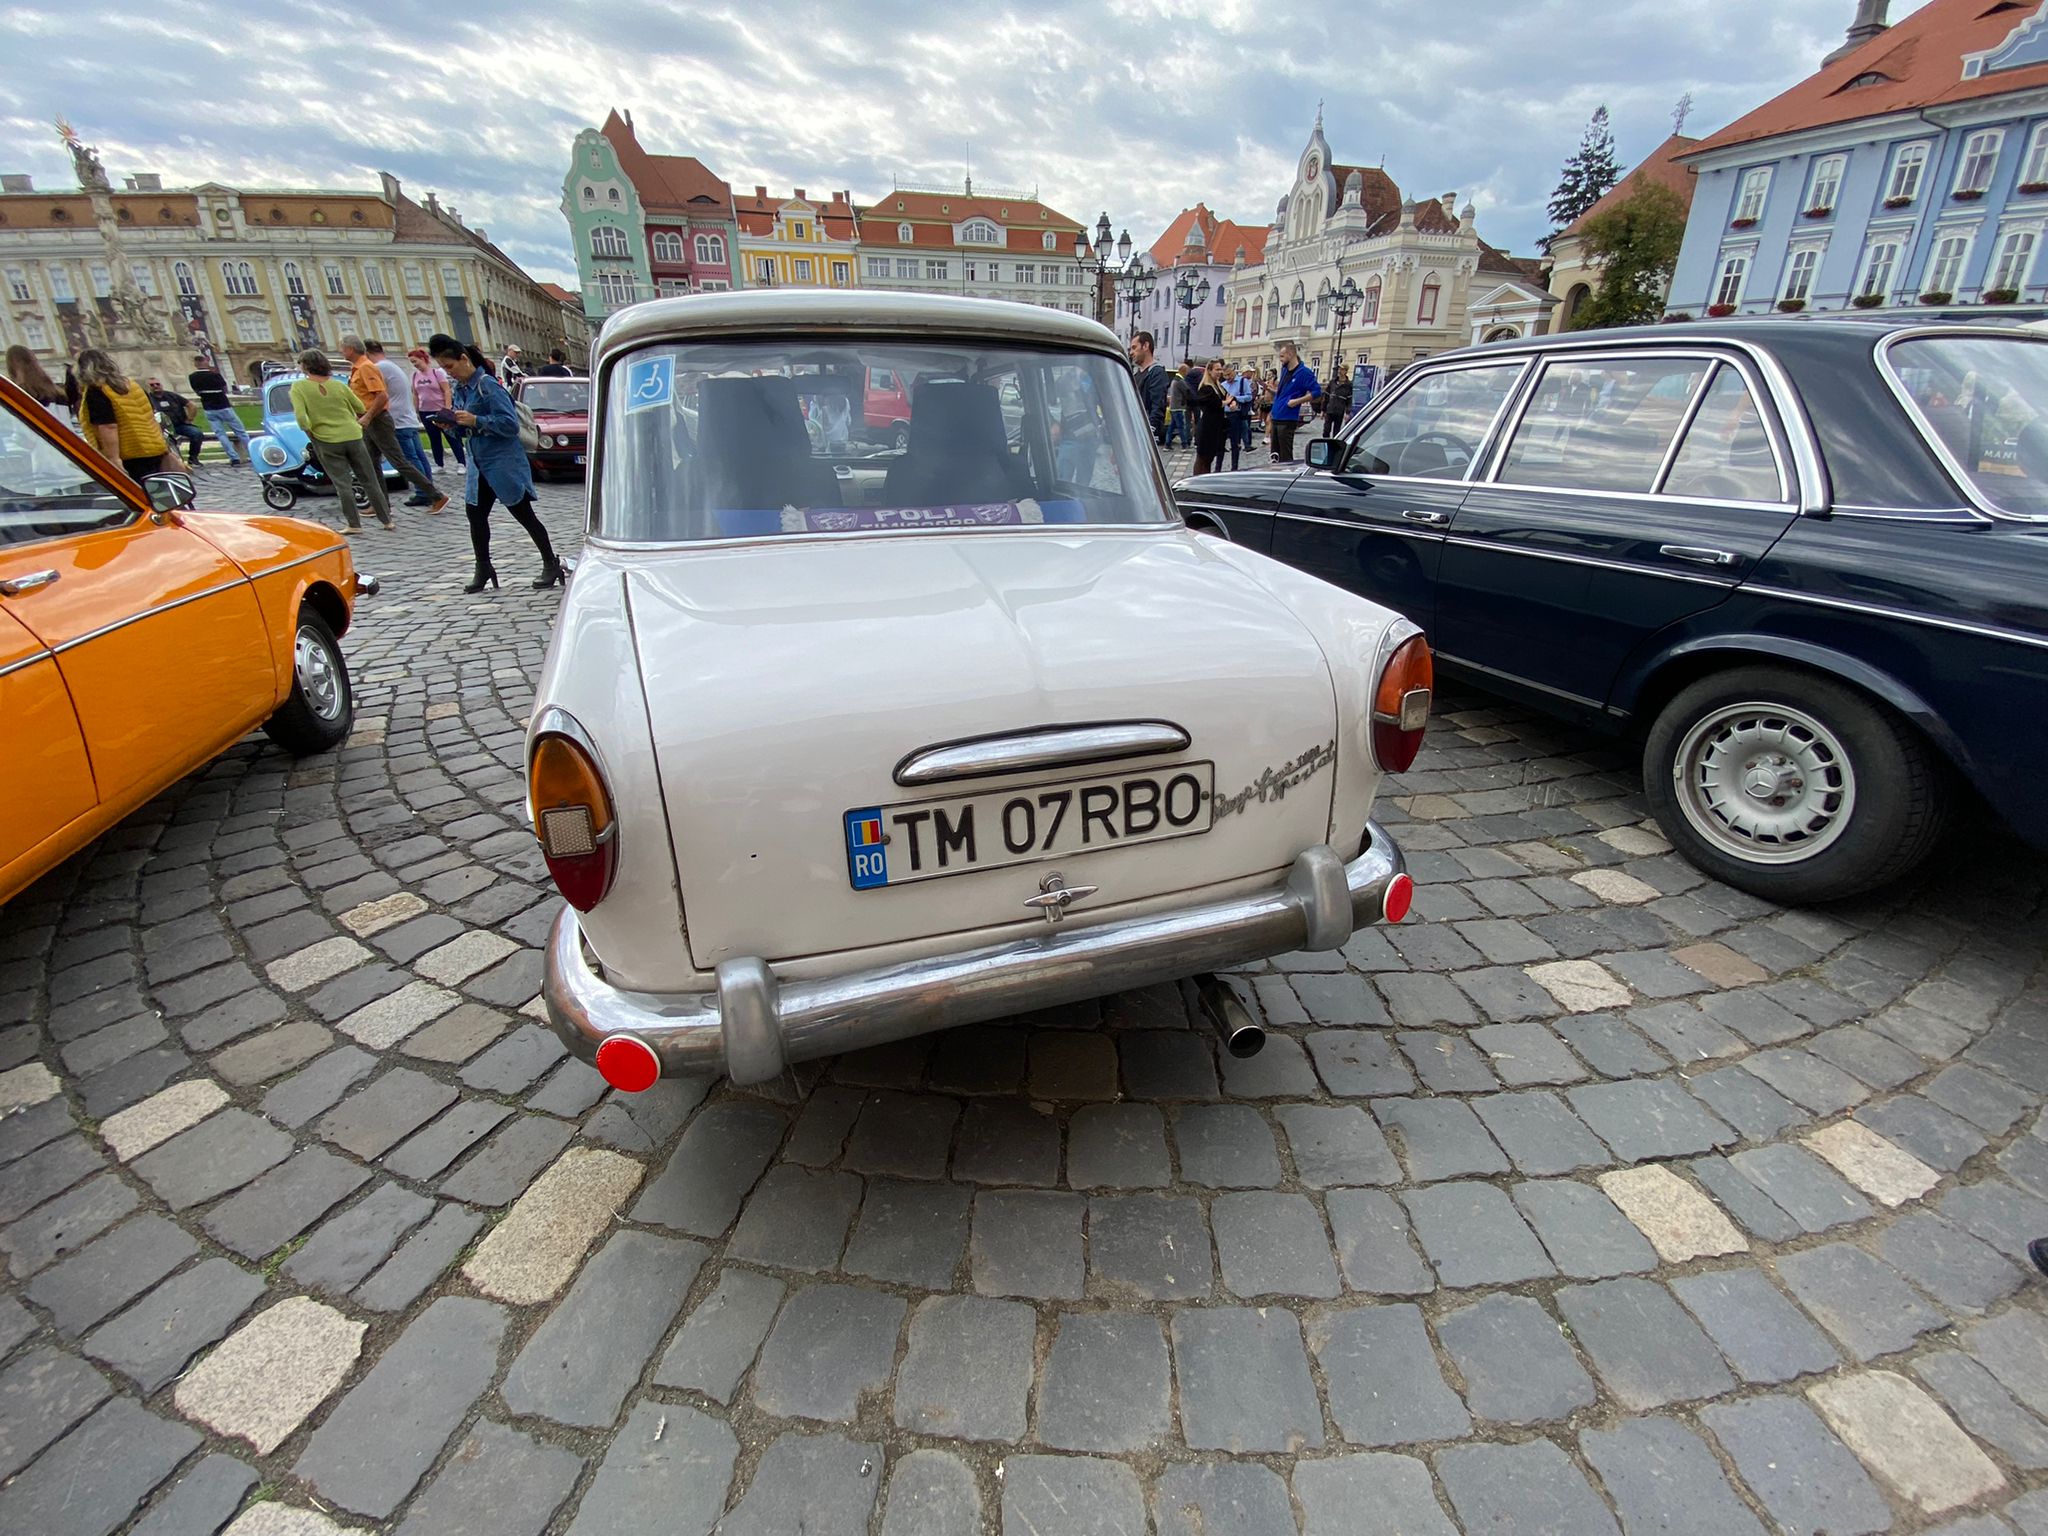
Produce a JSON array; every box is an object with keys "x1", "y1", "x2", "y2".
[
  {"x1": 427, "y1": 332, "x2": 560, "y2": 594},
  {"x1": 1268, "y1": 341, "x2": 1321, "y2": 464},
  {"x1": 410, "y1": 349, "x2": 465, "y2": 468}
]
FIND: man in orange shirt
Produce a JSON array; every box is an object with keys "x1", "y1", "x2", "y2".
[{"x1": 341, "y1": 335, "x2": 448, "y2": 511}]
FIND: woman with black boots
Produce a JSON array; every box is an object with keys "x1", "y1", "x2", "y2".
[{"x1": 426, "y1": 333, "x2": 561, "y2": 593}]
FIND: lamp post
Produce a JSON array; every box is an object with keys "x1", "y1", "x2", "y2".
[
  {"x1": 1320, "y1": 274, "x2": 1364, "y2": 382},
  {"x1": 1173, "y1": 268, "x2": 1212, "y2": 363},
  {"x1": 1076, "y1": 213, "x2": 1141, "y2": 335}
]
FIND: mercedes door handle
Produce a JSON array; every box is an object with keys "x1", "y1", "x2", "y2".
[
  {"x1": 1659, "y1": 545, "x2": 1739, "y2": 568},
  {"x1": 1400, "y1": 509, "x2": 1451, "y2": 527},
  {"x1": 0, "y1": 570, "x2": 58, "y2": 596}
]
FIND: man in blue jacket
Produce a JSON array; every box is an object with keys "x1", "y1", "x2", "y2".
[{"x1": 1268, "y1": 340, "x2": 1321, "y2": 464}]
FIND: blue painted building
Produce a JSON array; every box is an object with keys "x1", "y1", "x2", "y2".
[{"x1": 1669, "y1": 0, "x2": 2048, "y2": 317}]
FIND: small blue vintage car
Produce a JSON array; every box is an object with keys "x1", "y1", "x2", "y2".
[{"x1": 246, "y1": 370, "x2": 405, "y2": 513}]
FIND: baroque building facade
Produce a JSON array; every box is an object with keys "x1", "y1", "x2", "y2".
[
  {"x1": 855, "y1": 183, "x2": 1089, "y2": 309},
  {"x1": 0, "y1": 145, "x2": 573, "y2": 387},
  {"x1": 1128, "y1": 205, "x2": 1267, "y2": 361},
  {"x1": 734, "y1": 188, "x2": 860, "y2": 289},
  {"x1": 561, "y1": 111, "x2": 739, "y2": 323}
]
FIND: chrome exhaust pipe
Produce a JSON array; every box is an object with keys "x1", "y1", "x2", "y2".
[{"x1": 1194, "y1": 974, "x2": 1265, "y2": 1058}]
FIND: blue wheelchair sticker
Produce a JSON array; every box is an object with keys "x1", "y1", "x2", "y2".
[
  {"x1": 844, "y1": 807, "x2": 890, "y2": 890},
  {"x1": 623, "y1": 355, "x2": 674, "y2": 414}
]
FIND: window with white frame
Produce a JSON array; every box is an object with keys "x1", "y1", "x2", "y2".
[
  {"x1": 1955, "y1": 130, "x2": 2004, "y2": 195},
  {"x1": 283, "y1": 262, "x2": 306, "y2": 296},
  {"x1": 1992, "y1": 227, "x2": 2039, "y2": 291},
  {"x1": 657, "y1": 279, "x2": 689, "y2": 296},
  {"x1": 895, "y1": 258, "x2": 917, "y2": 278},
  {"x1": 1417, "y1": 276, "x2": 1441, "y2": 324},
  {"x1": 215, "y1": 261, "x2": 239, "y2": 297},
  {"x1": 5, "y1": 267, "x2": 29, "y2": 302},
  {"x1": 925, "y1": 260, "x2": 948, "y2": 280},
  {"x1": 596, "y1": 269, "x2": 634, "y2": 307},
  {"x1": 582, "y1": 186, "x2": 595, "y2": 205},
  {"x1": 1361, "y1": 277, "x2": 1381, "y2": 324},
  {"x1": 47, "y1": 266, "x2": 74, "y2": 302},
  {"x1": 608, "y1": 188, "x2": 620, "y2": 204},
  {"x1": 695, "y1": 233, "x2": 726, "y2": 265},
  {"x1": 1806, "y1": 155, "x2": 1844, "y2": 212},
  {"x1": 1858, "y1": 238, "x2": 1901, "y2": 299},
  {"x1": 1887, "y1": 143, "x2": 1929, "y2": 203},
  {"x1": 591, "y1": 226, "x2": 630, "y2": 258},
  {"x1": 987, "y1": 262, "x2": 1001, "y2": 283},
  {"x1": 1782, "y1": 247, "x2": 1819, "y2": 304},
  {"x1": 375, "y1": 315, "x2": 400, "y2": 343},
  {"x1": 866, "y1": 256, "x2": 890, "y2": 278},
  {"x1": 1016, "y1": 263, "x2": 1036, "y2": 284},
  {"x1": 23, "y1": 318, "x2": 47, "y2": 349},
  {"x1": 964, "y1": 261, "x2": 978, "y2": 283},
  {"x1": 1250, "y1": 301, "x2": 1263, "y2": 336},
  {"x1": 323, "y1": 262, "x2": 346, "y2": 296},
  {"x1": 897, "y1": 222, "x2": 913, "y2": 242},
  {"x1": 1734, "y1": 167, "x2": 1771, "y2": 222},
  {"x1": 441, "y1": 265, "x2": 461, "y2": 292},
  {"x1": 238, "y1": 262, "x2": 258, "y2": 296},
  {"x1": 365, "y1": 265, "x2": 387, "y2": 296},
  {"x1": 1042, "y1": 231, "x2": 1056, "y2": 251},
  {"x1": 173, "y1": 262, "x2": 196, "y2": 298},
  {"x1": 2025, "y1": 124, "x2": 2048, "y2": 188},
  {"x1": 961, "y1": 218, "x2": 1000, "y2": 243},
  {"x1": 794, "y1": 257, "x2": 813, "y2": 281},
  {"x1": 87, "y1": 264, "x2": 111, "y2": 298},
  {"x1": 129, "y1": 263, "x2": 155, "y2": 296},
  {"x1": 755, "y1": 257, "x2": 775, "y2": 283},
  {"x1": 1234, "y1": 304, "x2": 1247, "y2": 340},
  {"x1": 402, "y1": 263, "x2": 424, "y2": 295},
  {"x1": 1714, "y1": 253, "x2": 1748, "y2": 307},
  {"x1": 699, "y1": 279, "x2": 729, "y2": 292},
  {"x1": 1925, "y1": 231, "x2": 1971, "y2": 294},
  {"x1": 790, "y1": 221, "x2": 806, "y2": 240},
  {"x1": 832, "y1": 260, "x2": 849, "y2": 285},
  {"x1": 233, "y1": 312, "x2": 274, "y2": 343},
  {"x1": 652, "y1": 231, "x2": 683, "y2": 262}
]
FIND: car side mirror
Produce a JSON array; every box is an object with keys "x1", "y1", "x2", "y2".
[
  {"x1": 1304, "y1": 438, "x2": 1342, "y2": 472},
  {"x1": 144, "y1": 471, "x2": 196, "y2": 515}
]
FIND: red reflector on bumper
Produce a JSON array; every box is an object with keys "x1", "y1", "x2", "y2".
[
  {"x1": 595, "y1": 1035, "x2": 661, "y2": 1093},
  {"x1": 1383, "y1": 873, "x2": 1414, "y2": 925}
]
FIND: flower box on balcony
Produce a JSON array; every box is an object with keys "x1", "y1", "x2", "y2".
[
  {"x1": 1983, "y1": 287, "x2": 2020, "y2": 304},
  {"x1": 1852, "y1": 293, "x2": 1886, "y2": 308},
  {"x1": 1951, "y1": 188, "x2": 1986, "y2": 202},
  {"x1": 2020, "y1": 182, "x2": 2048, "y2": 196},
  {"x1": 1918, "y1": 290, "x2": 1954, "y2": 305},
  {"x1": 1729, "y1": 217, "x2": 1758, "y2": 230},
  {"x1": 1882, "y1": 195, "x2": 1913, "y2": 209},
  {"x1": 1802, "y1": 207, "x2": 1833, "y2": 219},
  {"x1": 1776, "y1": 299, "x2": 1807, "y2": 312},
  {"x1": 1706, "y1": 302, "x2": 1738, "y2": 317}
]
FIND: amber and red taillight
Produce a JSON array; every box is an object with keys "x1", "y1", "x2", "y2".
[
  {"x1": 1371, "y1": 631, "x2": 1434, "y2": 774},
  {"x1": 528, "y1": 728, "x2": 618, "y2": 911}
]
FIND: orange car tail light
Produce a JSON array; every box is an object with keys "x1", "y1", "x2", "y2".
[
  {"x1": 1372, "y1": 632, "x2": 1434, "y2": 774},
  {"x1": 529, "y1": 730, "x2": 617, "y2": 911}
]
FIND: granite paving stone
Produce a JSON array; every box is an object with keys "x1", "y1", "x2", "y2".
[
  {"x1": 1685, "y1": 1064, "x2": 1805, "y2": 1140},
  {"x1": 1027, "y1": 1032, "x2": 1119, "y2": 1098},
  {"x1": 383, "y1": 1098, "x2": 514, "y2": 1181},
  {"x1": 727, "y1": 1165, "x2": 863, "y2": 1271},
  {"x1": 1555, "y1": 1277, "x2": 1735, "y2": 1408},
  {"x1": 1312, "y1": 1301, "x2": 1471, "y2": 1449},
  {"x1": 259, "y1": 1046, "x2": 378, "y2": 1128},
  {"x1": 1777, "y1": 1241, "x2": 1947, "y2": 1361},
  {"x1": 1437, "y1": 1292, "x2": 1595, "y2": 1423},
  {"x1": 83, "y1": 1257, "x2": 265, "y2": 1392},
  {"x1": 1804, "y1": 1118, "x2": 1941, "y2": 1206},
  {"x1": 0, "y1": 1294, "x2": 27, "y2": 1359},
  {"x1": 1397, "y1": 1028, "x2": 1500, "y2": 1091},
  {"x1": 1088, "y1": 1193, "x2": 1213, "y2": 1300},
  {"x1": 1115, "y1": 1030, "x2": 1220, "y2": 1100},
  {"x1": 1177, "y1": 1306, "x2": 1327, "y2": 1452},
  {"x1": 1066, "y1": 1103, "x2": 1171, "y2": 1188},
  {"x1": 127, "y1": 1455, "x2": 260, "y2": 1536},
  {"x1": 1964, "y1": 1310, "x2": 2048, "y2": 1418},
  {"x1": 751, "y1": 1281, "x2": 906, "y2": 1422},
  {"x1": 1370, "y1": 1098, "x2": 1506, "y2": 1182},
  {"x1": 1942, "y1": 1179, "x2": 2048, "y2": 1261},
  {"x1": 391, "y1": 998, "x2": 501, "y2": 1061},
  {"x1": 1743, "y1": 1047, "x2": 1872, "y2": 1116},
  {"x1": 457, "y1": 1023, "x2": 565, "y2": 1092},
  {"x1": 1434, "y1": 1438, "x2": 1621, "y2": 1536},
  {"x1": 59, "y1": 1014, "x2": 166, "y2": 1076},
  {"x1": 202, "y1": 1147, "x2": 372, "y2": 1261},
  {"x1": 390, "y1": 1419, "x2": 584, "y2": 1536},
  {"x1": 1326, "y1": 1187, "x2": 1435, "y2": 1295},
  {"x1": 0, "y1": 1136, "x2": 110, "y2": 1225},
  {"x1": 1219, "y1": 1032, "x2": 1320, "y2": 1096},
  {"x1": 1914, "y1": 1350, "x2": 2048, "y2": 1471},
  {"x1": 1597, "y1": 1163, "x2": 1747, "y2": 1261},
  {"x1": 1402, "y1": 1181, "x2": 1555, "y2": 1287},
  {"x1": 0, "y1": 1097, "x2": 73, "y2": 1167},
  {"x1": 1172, "y1": 1104, "x2": 1282, "y2": 1187},
  {"x1": 1306, "y1": 1029, "x2": 1415, "y2": 1096},
  {"x1": 285, "y1": 1182, "x2": 433, "y2": 1292},
  {"x1": 1670, "y1": 1266, "x2": 1840, "y2": 1384},
  {"x1": 718, "y1": 1430, "x2": 880, "y2": 1536},
  {"x1": 0, "y1": 1345, "x2": 111, "y2": 1480},
  {"x1": 783, "y1": 1087, "x2": 862, "y2": 1167},
  {"x1": 25, "y1": 1213, "x2": 198, "y2": 1335},
  {"x1": 1510, "y1": 1178, "x2": 1657, "y2": 1278},
  {"x1": 950, "y1": 1101, "x2": 1060, "y2": 1186},
  {"x1": 463, "y1": 1147, "x2": 644, "y2": 1305},
  {"x1": 437, "y1": 1112, "x2": 574, "y2": 1206},
  {"x1": 1727, "y1": 1142, "x2": 1875, "y2": 1232},
  {"x1": 1213, "y1": 1190, "x2": 1341, "y2": 1298},
  {"x1": 1, "y1": 1172, "x2": 138, "y2": 1277},
  {"x1": 631, "y1": 1100, "x2": 787, "y2": 1233},
  {"x1": 132, "y1": 1110, "x2": 293, "y2": 1211},
  {"x1": 212, "y1": 1020, "x2": 336, "y2": 1085},
  {"x1": 1035, "y1": 1311, "x2": 1172, "y2": 1453},
  {"x1": 1811, "y1": 1369, "x2": 2007, "y2": 1517},
  {"x1": 315, "y1": 1067, "x2": 459, "y2": 1159},
  {"x1": 1580, "y1": 1417, "x2": 1768, "y2": 1536},
  {"x1": 652, "y1": 1267, "x2": 786, "y2": 1403},
  {"x1": 892, "y1": 1293, "x2": 1035, "y2": 1440},
  {"x1": 1877, "y1": 1209, "x2": 2026, "y2": 1313},
  {"x1": 1154, "y1": 1462, "x2": 1300, "y2": 1536},
  {"x1": 971, "y1": 1189, "x2": 1084, "y2": 1299},
  {"x1": 880, "y1": 1448, "x2": 982, "y2": 1536},
  {"x1": 1000, "y1": 1455, "x2": 1147, "y2": 1536},
  {"x1": 1565, "y1": 1076, "x2": 1733, "y2": 1161},
  {"x1": 353, "y1": 1203, "x2": 486, "y2": 1313},
  {"x1": 173, "y1": 1296, "x2": 366, "y2": 1454},
  {"x1": 0, "y1": 1398, "x2": 200, "y2": 1536},
  {"x1": 1926, "y1": 1063, "x2": 2035, "y2": 1134},
  {"x1": 1467, "y1": 1021, "x2": 1587, "y2": 1085},
  {"x1": 841, "y1": 1177, "x2": 972, "y2": 1289},
  {"x1": 1471, "y1": 1090, "x2": 1610, "y2": 1175},
  {"x1": 1555, "y1": 1013, "x2": 1670, "y2": 1077},
  {"x1": 501, "y1": 1229, "x2": 706, "y2": 1429},
  {"x1": 525, "y1": 1058, "x2": 608, "y2": 1118}
]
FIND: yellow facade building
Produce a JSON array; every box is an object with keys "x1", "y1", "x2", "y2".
[{"x1": 733, "y1": 187, "x2": 859, "y2": 288}]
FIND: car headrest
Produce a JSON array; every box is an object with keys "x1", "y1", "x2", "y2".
[
  {"x1": 696, "y1": 376, "x2": 820, "y2": 510},
  {"x1": 909, "y1": 380, "x2": 1006, "y2": 457}
]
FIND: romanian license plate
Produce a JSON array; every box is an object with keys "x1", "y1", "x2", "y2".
[{"x1": 844, "y1": 762, "x2": 1215, "y2": 890}]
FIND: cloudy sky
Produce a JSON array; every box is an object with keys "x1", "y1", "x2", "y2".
[{"x1": 4, "y1": 0, "x2": 1928, "y2": 288}]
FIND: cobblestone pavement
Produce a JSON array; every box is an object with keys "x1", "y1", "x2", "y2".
[{"x1": 2, "y1": 456, "x2": 2048, "y2": 1536}]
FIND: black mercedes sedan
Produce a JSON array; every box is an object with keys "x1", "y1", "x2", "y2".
[{"x1": 1176, "y1": 319, "x2": 2048, "y2": 903}]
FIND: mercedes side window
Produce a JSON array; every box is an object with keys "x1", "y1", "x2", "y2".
[
  {"x1": 1661, "y1": 365, "x2": 1784, "y2": 503},
  {"x1": 1499, "y1": 357, "x2": 1712, "y2": 493},
  {"x1": 1345, "y1": 364, "x2": 1521, "y2": 480}
]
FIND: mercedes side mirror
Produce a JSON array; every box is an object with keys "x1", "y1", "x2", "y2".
[{"x1": 1304, "y1": 438, "x2": 1342, "y2": 471}]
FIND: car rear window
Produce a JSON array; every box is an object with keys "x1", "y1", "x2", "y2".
[
  {"x1": 521, "y1": 380, "x2": 589, "y2": 413},
  {"x1": 1889, "y1": 334, "x2": 2048, "y2": 517},
  {"x1": 594, "y1": 340, "x2": 1170, "y2": 542}
]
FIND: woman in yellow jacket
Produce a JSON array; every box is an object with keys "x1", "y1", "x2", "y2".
[
  {"x1": 76, "y1": 348, "x2": 171, "y2": 483},
  {"x1": 289, "y1": 349, "x2": 393, "y2": 532}
]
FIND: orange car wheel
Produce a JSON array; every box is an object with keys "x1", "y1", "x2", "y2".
[{"x1": 262, "y1": 608, "x2": 353, "y2": 755}]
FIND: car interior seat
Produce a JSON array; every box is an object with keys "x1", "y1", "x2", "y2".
[
  {"x1": 885, "y1": 380, "x2": 1028, "y2": 506},
  {"x1": 696, "y1": 376, "x2": 841, "y2": 516}
]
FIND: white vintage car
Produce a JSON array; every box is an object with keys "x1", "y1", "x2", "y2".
[{"x1": 530, "y1": 291, "x2": 1428, "y2": 1092}]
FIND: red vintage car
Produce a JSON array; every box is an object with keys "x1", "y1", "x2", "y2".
[{"x1": 515, "y1": 376, "x2": 590, "y2": 478}]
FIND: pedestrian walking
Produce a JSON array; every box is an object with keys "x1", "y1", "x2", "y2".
[
  {"x1": 340, "y1": 337, "x2": 448, "y2": 512},
  {"x1": 535, "y1": 348, "x2": 572, "y2": 378},
  {"x1": 1128, "y1": 331, "x2": 1169, "y2": 443},
  {"x1": 6, "y1": 345, "x2": 66, "y2": 414},
  {"x1": 289, "y1": 349, "x2": 391, "y2": 533},
  {"x1": 1268, "y1": 341, "x2": 1321, "y2": 464},
  {"x1": 187, "y1": 354, "x2": 251, "y2": 467},
  {"x1": 75, "y1": 349, "x2": 172, "y2": 482},
  {"x1": 147, "y1": 380, "x2": 206, "y2": 466},
  {"x1": 428, "y1": 332, "x2": 561, "y2": 594},
  {"x1": 1322, "y1": 370, "x2": 1354, "y2": 434},
  {"x1": 498, "y1": 344, "x2": 527, "y2": 386},
  {"x1": 1192, "y1": 359, "x2": 1231, "y2": 476},
  {"x1": 364, "y1": 339, "x2": 439, "y2": 493},
  {"x1": 410, "y1": 349, "x2": 466, "y2": 468},
  {"x1": 1164, "y1": 364, "x2": 1192, "y2": 449},
  {"x1": 1223, "y1": 364, "x2": 1255, "y2": 470}
]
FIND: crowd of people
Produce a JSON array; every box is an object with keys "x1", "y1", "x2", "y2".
[{"x1": 1125, "y1": 332, "x2": 1356, "y2": 473}]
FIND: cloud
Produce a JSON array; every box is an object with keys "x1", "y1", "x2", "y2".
[{"x1": 3, "y1": 0, "x2": 1931, "y2": 288}]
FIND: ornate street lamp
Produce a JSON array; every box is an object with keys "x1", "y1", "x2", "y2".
[
  {"x1": 1321, "y1": 274, "x2": 1364, "y2": 382},
  {"x1": 1076, "y1": 213, "x2": 1137, "y2": 333},
  {"x1": 1116, "y1": 254, "x2": 1156, "y2": 342},
  {"x1": 1173, "y1": 268, "x2": 1212, "y2": 363}
]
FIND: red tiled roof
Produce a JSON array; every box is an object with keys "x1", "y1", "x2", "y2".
[
  {"x1": 391, "y1": 189, "x2": 525, "y2": 273},
  {"x1": 856, "y1": 188, "x2": 1083, "y2": 253},
  {"x1": 1686, "y1": 0, "x2": 2048, "y2": 156},
  {"x1": 1147, "y1": 204, "x2": 1269, "y2": 267},
  {"x1": 1561, "y1": 133, "x2": 1701, "y2": 238},
  {"x1": 1333, "y1": 164, "x2": 1408, "y2": 235},
  {"x1": 733, "y1": 186, "x2": 858, "y2": 242},
  {"x1": 539, "y1": 282, "x2": 580, "y2": 304},
  {"x1": 600, "y1": 110, "x2": 735, "y2": 212}
]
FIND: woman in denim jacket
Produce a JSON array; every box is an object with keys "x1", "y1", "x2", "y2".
[{"x1": 428, "y1": 333, "x2": 561, "y2": 593}]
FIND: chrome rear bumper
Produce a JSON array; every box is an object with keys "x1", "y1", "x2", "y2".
[{"x1": 543, "y1": 822, "x2": 1406, "y2": 1087}]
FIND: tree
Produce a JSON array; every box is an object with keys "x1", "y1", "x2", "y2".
[
  {"x1": 1546, "y1": 107, "x2": 1622, "y2": 244},
  {"x1": 1570, "y1": 179, "x2": 1688, "y2": 330}
]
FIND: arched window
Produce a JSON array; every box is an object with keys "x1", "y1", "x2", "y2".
[
  {"x1": 219, "y1": 259, "x2": 239, "y2": 295},
  {"x1": 608, "y1": 188, "x2": 620, "y2": 204},
  {"x1": 364, "y1": 265, "x2": 387, "y2": 296},
  {"x1": 240, "y1": 262, "x2": 258, "y2": 294},
  {"x1": 174, "y1": 261, "x2": 196, "y2": 297},
  {"x1": 1417, "y1": 275, "x2": 1441, "y2": 325},
  {"x1": 1042, "y1": 231, "x2": 1056, "y2": 251},
  {"x1": 962, "y1": 219, "x2": 1000, "y2": 244},
  {"x1": 1361, "y1": 276, "x2": 1380, "y2": 324},
  {"x1": 284, "y1": 261, "x2": 306, "y2": 296},
  {"x1": 591, "y1": 226, "x2": 629, "y2": 258},
  {"x1": 582, "y1": 186, "x2": 595, "y2": 205},
  {"x1": 1234, "y1": 302, "x2": 1247, "y2": 340},
  {"x1": 1290, "y1": 281, "x2": 1306, "y2": 325},
  {"x1": 652, "y1": 231, "x2": 683, "y2": 263},
  {"x1": 1250, "y1": 301, "x2": 1263, "y2": 337},
  {"x1": 898, "y1": 221, "x2": 914, "y2": 243}
]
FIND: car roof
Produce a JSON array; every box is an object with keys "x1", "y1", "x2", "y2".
[
  {"x1": 1423, "y1": 314, "x2": 2043, "y2": 368},
  {"x1": 591, "y1": 289, "x2": 1126, "y2": 372}
]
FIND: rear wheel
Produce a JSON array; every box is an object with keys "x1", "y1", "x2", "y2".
[
  {"x1": 891, "y1": 422, "x2": 910, "y2": 453},
  {"x1": 261, "y1": 480, "x2": 296, "y2": 511},
  {"x1": 1643, "y1": 665, "x2": 1947, "y2": 903},
  {"x1": 262, "y1": 609, "x2": 353, "y2": 755}
]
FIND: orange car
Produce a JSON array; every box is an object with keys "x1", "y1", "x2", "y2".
[{"x1": 0, "y1": 375, "x2": 375, "y2": 906}]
